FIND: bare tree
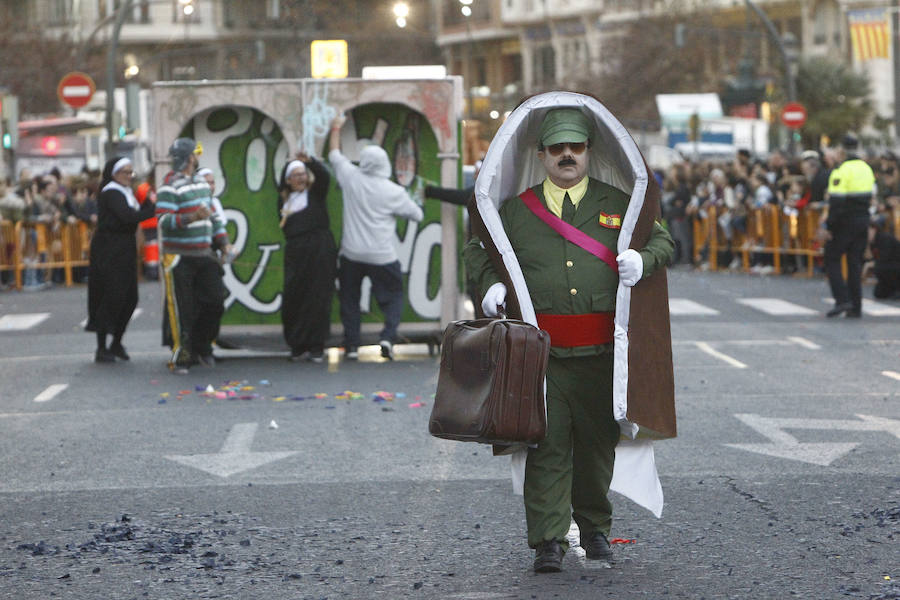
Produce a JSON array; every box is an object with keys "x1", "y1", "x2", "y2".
[{"x1": 573, "y1": 16, "x2": 745, "y2": 127}]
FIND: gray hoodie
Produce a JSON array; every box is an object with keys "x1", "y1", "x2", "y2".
[{"x1": 329, "y1": 146, "x2": 424, "y2": 265}]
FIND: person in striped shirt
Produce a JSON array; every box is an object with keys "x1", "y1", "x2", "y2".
[{"x1": 156, "y1": 137, "x2": 232, "y2": 373}]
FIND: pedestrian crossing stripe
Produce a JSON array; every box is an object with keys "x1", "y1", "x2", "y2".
[
  {"x1": 0, "y1": 313, "x2": 50, "y2": 331},
  {"x1": 668, "y1": 298, "x2": 720, "y2": 316},
  {"x1": 737, "y1": 298, "x2": 819, "y2": 316},
  {"x1": 820, "y1": 297, "x2": 900, "y2": 317},
  {"x1": 79, "y1": 308, "x2": 143, "y2": 330}
]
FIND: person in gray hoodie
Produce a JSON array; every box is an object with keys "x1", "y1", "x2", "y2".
[{"x1": 328, "y1": 114, "x2": 424, "y2": 360}]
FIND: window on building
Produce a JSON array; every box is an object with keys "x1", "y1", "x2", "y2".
[
  {"x1": 98, "y1": 0, "x2": 149, "y2": 22},
  {"x1": 475, "y1": 57, "x2": 487, "y2": 87},
  {"x1": 812, "y1": 1, "x2": 826, "y2": 44},
  {"x1": 1, "y1": 1, "x2": 29, "y2": 24},
  {"x1": 812, "y1": 0, "x2": 840, "y2": 46},
  {"x1": 46, "y1": 0, "x2": 73, "y2": 25},
  {"x1": 501, "y1": 53, "x2": 522, "y2": 88},
  {"x1": 135, "y1": 0, "x2": 150, "y2": 23},
  {"x1": 121, "y1": 0, "x2": 151, "y2": 23},
  {"x1": 534, "y1": 44, "x2": 555, "y2": 88}
]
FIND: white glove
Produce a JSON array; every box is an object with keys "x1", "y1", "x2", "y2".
[
  {"x1": 616, "y1": 249, "x2": 643, "y2": 287},
  {"x1": 481, "y1": 282, "x2": 507, "y2": 318}
]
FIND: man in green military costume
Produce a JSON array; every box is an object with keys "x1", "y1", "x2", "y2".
[{"x1": 464, "y1": 107, "x2": 674, "y2": 573}]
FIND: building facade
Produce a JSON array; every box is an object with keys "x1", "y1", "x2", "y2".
[
  {"x1": 436, "y1": 0, "x2": 898, "y2": 148},
  {"x1": 17, "y1": 0, "x2": 442, "y2": 87}
]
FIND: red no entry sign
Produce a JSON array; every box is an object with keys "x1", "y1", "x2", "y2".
[
  {"x1": 780, "y1": 102, "x2": 807, "y2": 129},
  {"x1": 57, "y1": 72, "x2": 96, "y2": 109}
]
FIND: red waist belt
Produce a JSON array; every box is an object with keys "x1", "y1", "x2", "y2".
[{"x1": 535, "y1": 312, "x2": 615, "y2": 347}]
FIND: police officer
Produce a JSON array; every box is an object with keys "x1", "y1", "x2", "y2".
[{"x1": 821, "y1": 134, "x2": 875, "y2": 318}]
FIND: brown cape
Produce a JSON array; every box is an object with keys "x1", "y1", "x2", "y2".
[{"x1": 468, "y1": 92, "x2": 676, "y2": 442}]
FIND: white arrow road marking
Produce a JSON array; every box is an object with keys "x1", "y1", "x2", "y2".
[
  {"x1": 883, "y1": 370, "x2": 900, "y2": 382},
  {"x1": 165, "y1": 422, "x2": 297, "y2": 477},
  {"x1": 34, "y1": 384, "x2": 68, "y2": 403},
  {"x1": 787, "y1": 336, "x2": 821, "y2": 350},
  {"x1": 726, "y1": 413, "x2": 900, "y2": 465},
  {"x1": 0, "y1": 313, "x2": 50, "y2": 331},
  {"x1": 694, "y1": 342, "x2": 748, "y2": 369}
]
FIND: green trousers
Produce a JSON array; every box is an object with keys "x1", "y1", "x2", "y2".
[{"x1": 524, "y1": 353, "x2": 619, "y2": 549}]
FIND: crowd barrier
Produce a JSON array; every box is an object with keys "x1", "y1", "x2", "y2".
[
  {"x1": 691, "y1": 205, "x2": 900, "y2": 276},
  {"x1": 3, "y1": 207, "x2": 899, "y2": 289},
  {"x1": 0, "y1": 220, "x2": 94, "y2": 289}
]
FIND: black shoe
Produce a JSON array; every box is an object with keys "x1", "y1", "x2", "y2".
[
  {"x1": 109, "y1": 343, "x2": 130, "y2": 361},
  {"x1": 95, "y1": 348, "x2": 116, "y2": 363},
  {"x1": 171, "y1": 350, "x2": 192, "y2": 374},
  {"x1": 289, "y1": 350, "x2": 309, "y2": 362},
  {"x1": 582, "y1": 531, "x2": 613, "y2": 561},
  {"x1": 533, "y1": 540, "x2": 564, "y2": 573},
  {"x1": 845, "y1": 309, "x2": 862, "y2": 318},
  {"x1": 198, "y1": 354, "x2": 216, "y2": 367},
  {"x1": 826, "y1": 302, "x2": 852, "y2": 317},
  {"x1": 308, "y1": 351, "x2": 324, "y2": 363}
]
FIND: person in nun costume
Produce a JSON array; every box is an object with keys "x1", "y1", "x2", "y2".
[
  {"x1": 86, "y1": 156, "x2": 156, "y2": 363},
  {"x1": 278, "y1": 153, "x2": 337, "y2": 362},
  {"x1": 464, "y1": 92, "x2": 676, "y2": 573}
]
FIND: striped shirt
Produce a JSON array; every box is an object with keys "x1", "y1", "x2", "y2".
[{"x1": 156, "y1": 170, "x2": 228, "y2": 256}]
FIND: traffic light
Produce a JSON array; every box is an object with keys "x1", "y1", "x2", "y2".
[
  {"x1": 675, "y1": 23, "x2": 686, "y2": 48},
  {"x1": 1, "y1": 94, "x2": 18, "y2": 150},
  {"x1": 112, "y1": 110, "x2": 123, "y2": 140},
  {"x1": 42, "y1": 136, "x2": 60, "y2": 156},
  {"x1": 688, "y1": 113, "x2": 700, "y2": 142}
]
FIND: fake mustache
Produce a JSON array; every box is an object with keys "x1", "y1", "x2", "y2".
[{"x1": 558, "y1": 158, "x2": 577, "y2": 167}]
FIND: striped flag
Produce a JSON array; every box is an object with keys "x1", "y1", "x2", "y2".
[{"x1": 848, "y1": 8, "x2": 890, "y2": 61}]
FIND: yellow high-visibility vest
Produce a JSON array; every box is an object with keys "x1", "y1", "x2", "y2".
[{"x1": 826, "y1": 158, "x2": 875, "y2": 219}]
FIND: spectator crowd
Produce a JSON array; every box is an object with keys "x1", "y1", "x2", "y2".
[
  {"x1": 657, "y1": 145, "x2": 900, "y2": 288},
  {"x1": 2, "y1": 141, "x2": 898, "y2": 302}
]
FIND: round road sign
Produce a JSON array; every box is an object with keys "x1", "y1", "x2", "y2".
[
  {"x1": 780, "y1": 102, "x2": 807, "y2": 129},
  {"x1": 58, "y1": 72, "x2": 96, "y2": 109}
]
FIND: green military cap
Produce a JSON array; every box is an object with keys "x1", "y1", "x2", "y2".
[{"x1": 539, "y1": 108, "x2": 592, "y2": 147}]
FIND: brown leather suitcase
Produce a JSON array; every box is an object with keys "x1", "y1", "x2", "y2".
[{"x1": 429, "y1": 318, "x2": 550, "y2": 445}]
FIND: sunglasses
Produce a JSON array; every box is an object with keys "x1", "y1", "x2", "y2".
[{"x1": 545, "y1": 142, "x2": 587, "y2": 156}]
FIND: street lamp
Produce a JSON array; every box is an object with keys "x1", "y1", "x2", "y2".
[
  {"x1": 744, "y1": 0, "x2": 800, "y2": 153},
  {"x1": 394, "y1": 2, "x2": 409, "y2": 29},
  {"x1": 393, "y1": 2, "x2": 409, "y2": 28}
]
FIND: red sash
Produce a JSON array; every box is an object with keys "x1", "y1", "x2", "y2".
[
  {"x1": 536, "y1": 312, "x2": 615, "y2": 347},
  {"x1": 518, "y1": 188, "x2": 618, "y2": 273}
]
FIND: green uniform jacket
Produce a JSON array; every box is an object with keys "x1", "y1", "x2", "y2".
[{"x1": 463, "y1": 177, "x2": 674, "y2": 358}]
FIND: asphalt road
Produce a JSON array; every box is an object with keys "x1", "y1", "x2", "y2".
[{"x1": 0, "y1": 268, "x2": 897, "y2": 599}]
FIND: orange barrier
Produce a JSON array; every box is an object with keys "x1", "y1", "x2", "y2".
[
  {"x1": 692, "y1": 205, "x2": 826, "y2": 276},
  {"x1": 0, "y1": 221, "x2": 99, "y2": 289}
]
